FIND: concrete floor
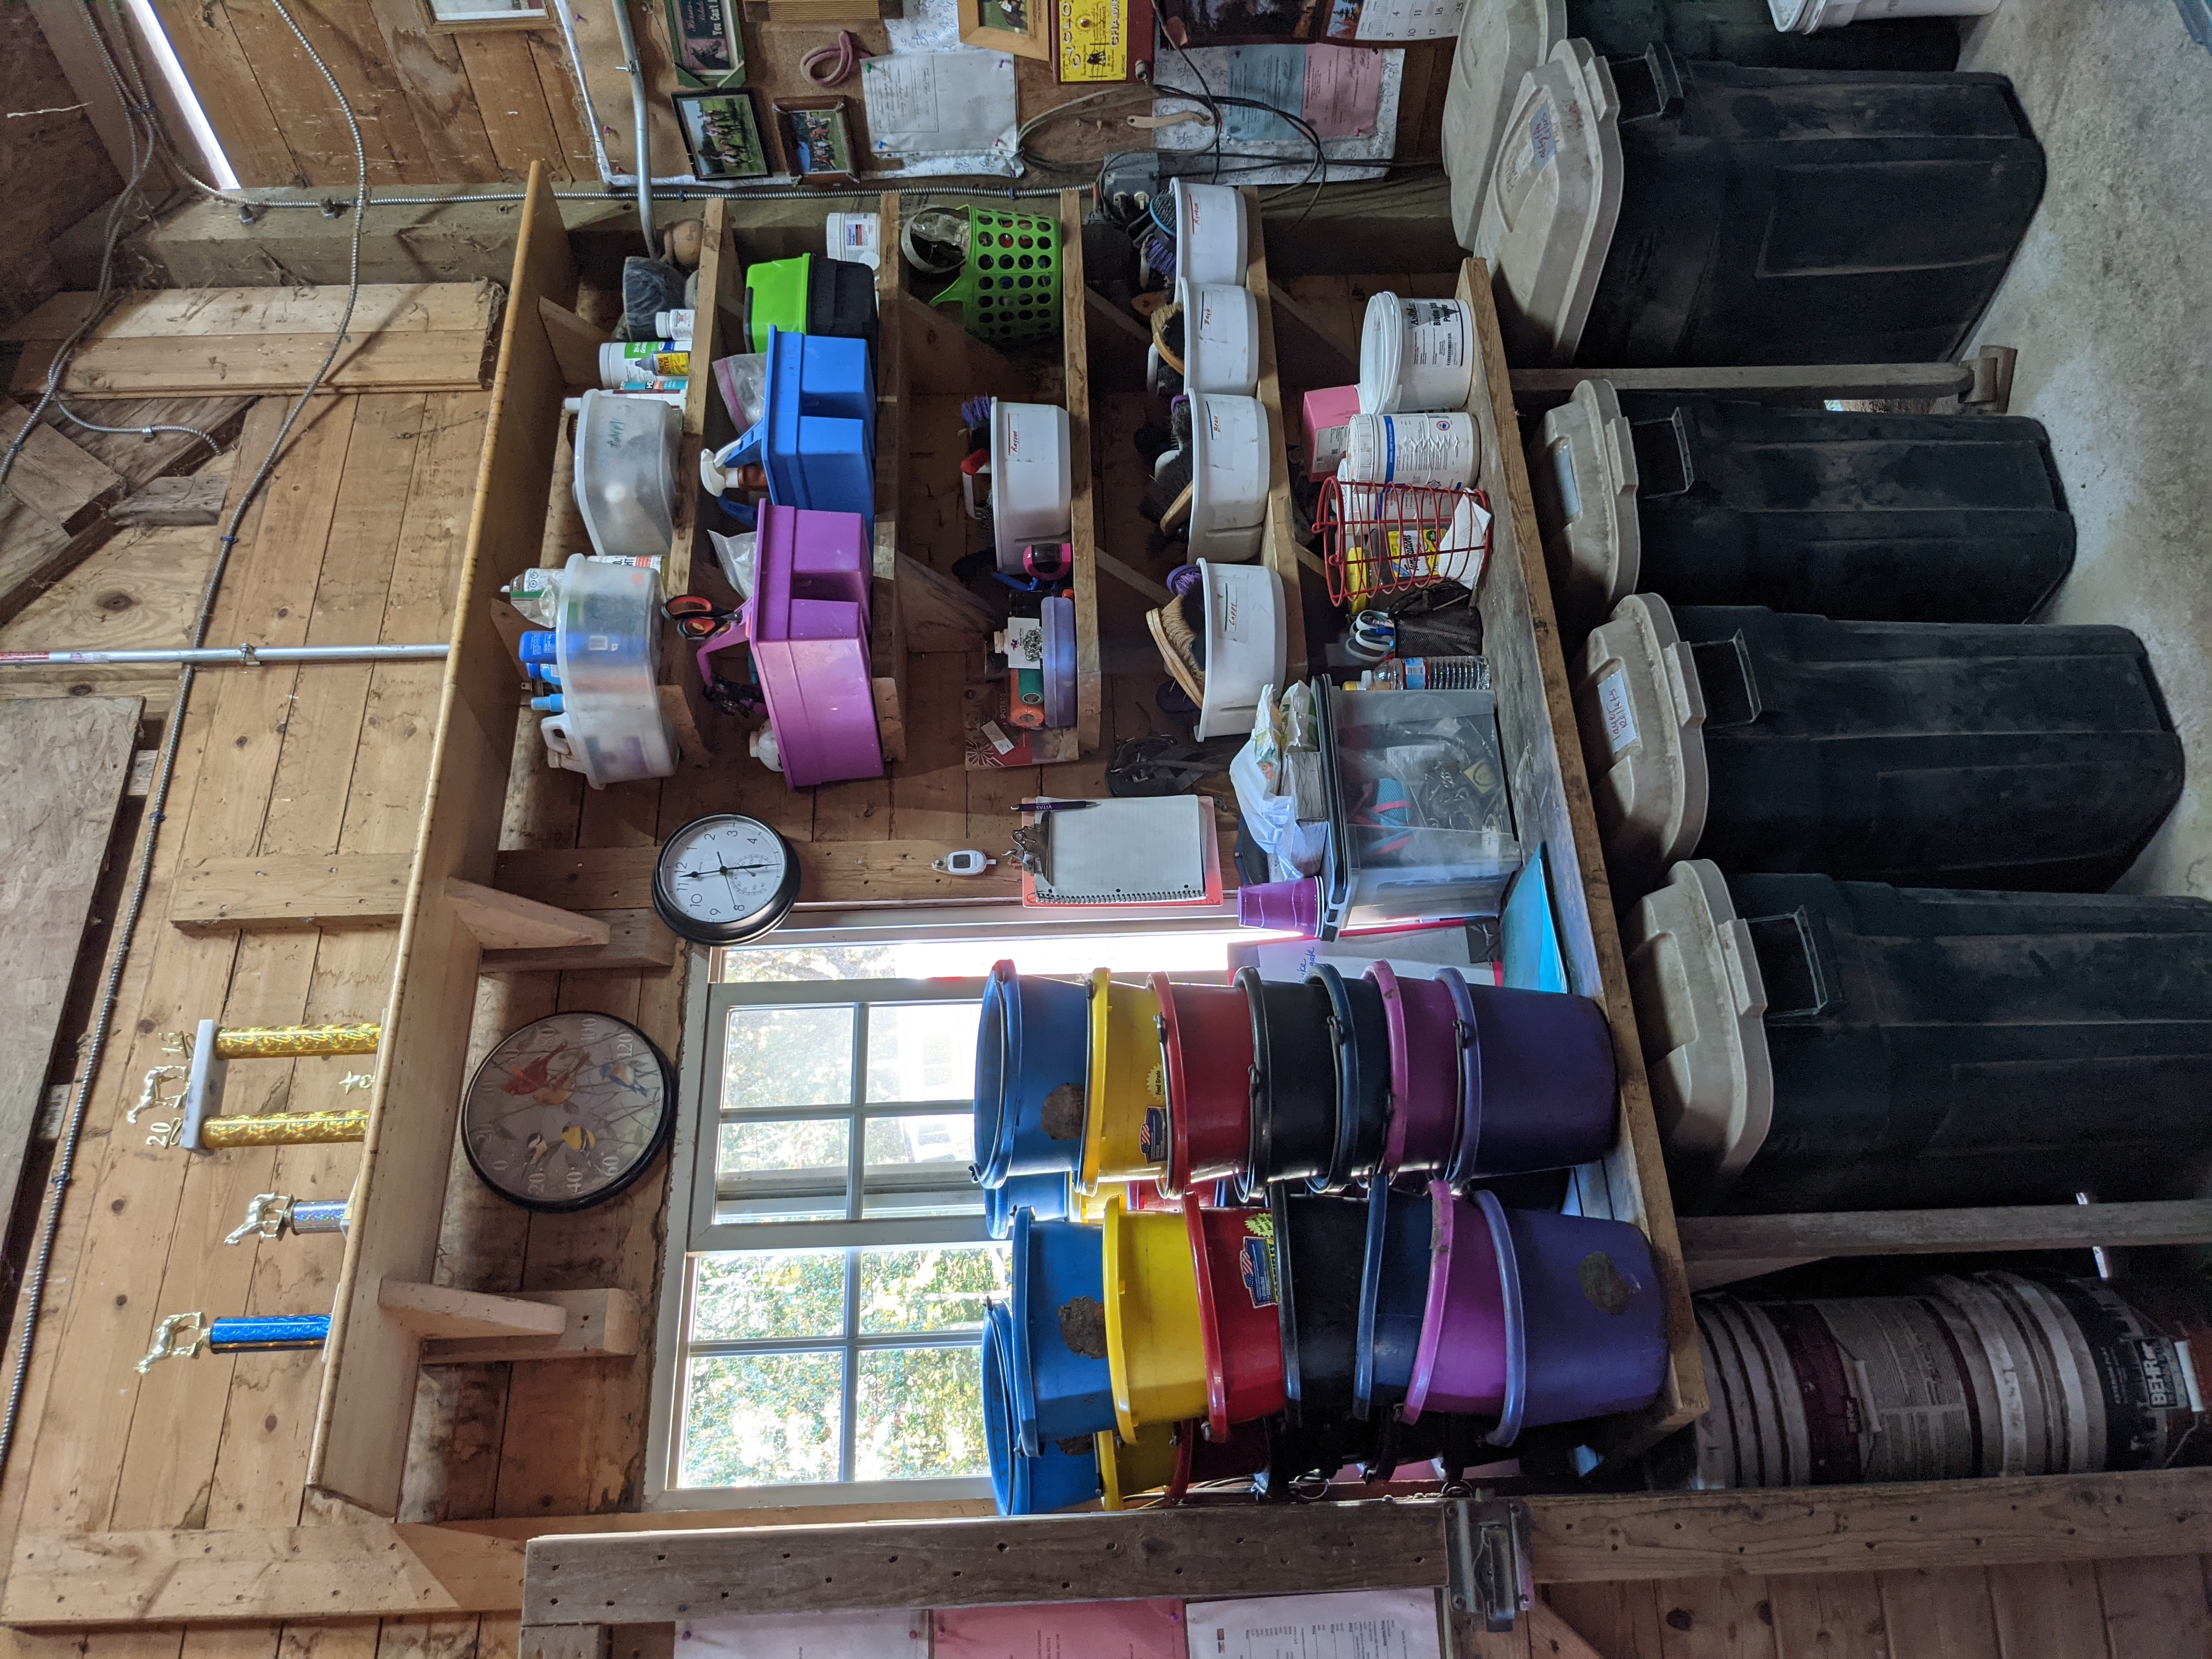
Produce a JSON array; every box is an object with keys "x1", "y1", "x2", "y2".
[{"x1": 1959, "y1": 0, "x2": 2212, "y2": 895}]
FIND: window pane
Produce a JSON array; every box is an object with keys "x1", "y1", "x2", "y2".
[
  {"x1": 723, "y1": 1006, "x2": 854, "y2": 1112},
  {"x1": 680, "y1": 1351, "x2": 844, "y2": 1488},
  {"x1": 721, "y1": 944, "x2": 901, "y2": 983},
  {"x1": 866, "y1": 1002, "x2": 982, "y2": 1103},
  {"x1": 858, "y1": 1244, "x2": 1007, "y2": 1335},
  {"x1": 715, "y1": 1118, "x2": 849, "y2": 1224},
  {"x1": 690, "y1": 1251, "x2": 845, "y2": 1342},
  {"x1": 864, "y1": 1112, "x2": 975, "y2": 1171},
  {"x1": 854, "y1": 1345, "x2": 988, "y2": 1481}
]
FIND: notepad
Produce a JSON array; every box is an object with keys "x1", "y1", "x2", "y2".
[{"x1": 1028, "y1": 795, "x2": 1215, "y2": 905}]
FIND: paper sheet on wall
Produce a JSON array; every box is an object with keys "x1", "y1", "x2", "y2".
[
  {"x1": 1154, "y1": 44, "x2": 1401, "y2": 182},
  {"x1": 861, "y1": 49, "x2": 1021, "y2": 165},
  {"x1": 1330, "y1": 0, "x2": 1467, "y2": 40},
  {"x1": 1183, "y1": 1591, "x2": 1442, "y2": 1659},
  {"x1": 934, "y1": 1599, "x2": 1186, "y2": 1659},
  {"x1": 679, "y1": 1611, "x2": 928, "y2": 1659}
]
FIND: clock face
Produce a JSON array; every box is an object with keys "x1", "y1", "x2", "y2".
[
  {"x1": 653, "y1": 812, "x2": 799, "y2": 944},
  {"x1": 462, "y1": 1012, "x2": 673, "y2": 1212}
]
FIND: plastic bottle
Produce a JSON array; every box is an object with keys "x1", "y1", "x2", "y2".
[
  {"x1": 654, "y1": 309, "x2": 696, "y2": 343},
  {"x1": 1353, "y1": 654, "x2": 1491, "y2": 692}
]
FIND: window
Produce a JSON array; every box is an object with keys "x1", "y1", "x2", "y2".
[{"x1": 648, "y1": 975, "x2": 1006, "y2": 1506}]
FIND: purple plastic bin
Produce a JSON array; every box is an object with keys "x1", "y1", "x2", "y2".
[
  {"x1": 1239, "y1": 878, "x2": 1320, "y2": 934},
  {"x1": 1499, "y1": 1201, "x2": 1667, "y2": 1429},
  {"x1": 1446, "y1": 975, "x2": 1617, "y2": 1179},
  {"x1": 1403, "y1": 1183, "x2": 1511, "y2": 1423},
  {"x1": 1368, "y1": 961, "x2": 1462, "y2": 1176},
  {"x1": 753, "y1": 503, "x2": 882, "y2": 787}
]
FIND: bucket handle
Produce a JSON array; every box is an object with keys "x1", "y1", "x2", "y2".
[{"x1": 962, "y1": 448, "x2": 992, "y2": 521}]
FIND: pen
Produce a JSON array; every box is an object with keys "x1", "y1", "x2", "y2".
[{"x1": 1013, "y1": 799, "x2": 1097, "y2": 813}]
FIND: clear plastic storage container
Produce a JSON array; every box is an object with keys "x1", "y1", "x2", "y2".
[
  {"x1": 539, "y1": 555, "x2": 676, "y2": 787},
  {"x1": 1317, "y1": 678, "x2": 1522, "y2": 938},
  {"x1": 571, "y1": 390, "x2": 680, "y2": 559}
]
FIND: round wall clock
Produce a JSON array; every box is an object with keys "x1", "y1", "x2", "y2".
[
  {"x1": 461, "y1": 1011, "x2": 674, "y2": 1212},
  {"x1": 652, "y1": 812, "x2": 801, "y2": 945}
]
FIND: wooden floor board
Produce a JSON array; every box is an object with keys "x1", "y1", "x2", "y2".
[
  {"x1": 2095, "y1": 1556, "x2": 2211, "y2": 1659},
  {"x1": 1654, "y1": 1577, "x2": 1778, "y2": 1659},
  {"x1": 1767, "y1": 1573, "x2": 1889, "y2": 1659},
  {"x1": 1547, "y1": 1582, "x2": 1670, "y2": 1659},
  {"x1": 1877, "y1": 1568, "x2": 2000, "y2": 1659},
  {"x1": 1988, "y1": 1562, "x2": 2112, "y2": 1659}
]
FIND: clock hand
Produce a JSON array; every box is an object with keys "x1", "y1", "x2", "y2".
[{"x1": 680, "y1": 862, "x2": 774, "y2": 878}]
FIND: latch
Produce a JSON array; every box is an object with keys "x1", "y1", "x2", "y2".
[{"x1": 1444, "y1": 1497, "x2": 1534, "y2": 1633}]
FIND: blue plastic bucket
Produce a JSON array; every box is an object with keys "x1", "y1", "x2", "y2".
[
  {"x1": 1009, "y1": 1211, "x2": 1116, "y2": 1455},
  {"x1": 1498, "y1": 1200, "x2": 1666, "y2": 1430},
  {"x1": 974, "y1": 961, "x2": 1090, "y2": 1187},
  {"x1": 1353, "y1": 1178, "x2": 1432, "y2": 1420},
  {"x1": 986, "y1": 1170, "x2": 1074, "y2": 1239},
  {"x1": 984, "y1": 1302, "x2": 1100, "y2": 1515}
]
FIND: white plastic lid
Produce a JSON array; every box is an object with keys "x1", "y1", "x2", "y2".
[
  {"x1": 1526, "y1": 377, "x2": 1641, "y2": 619},
  {"x1": 1620, "y1": 858, "x2": 1775, "y2": 1185},
  {"x1": 1194, "y1": 561, "x2": 1288, "y2": 740},
  {"x1": 1442, "y1": 0, "x2": 1566, "y2": 251},
  {"x1": 1476, "y1": 39, "x2": 1624, "y2": 366},
  {"x1": 1573, "y1": 592, "x2": 1709, "y2": 901}
]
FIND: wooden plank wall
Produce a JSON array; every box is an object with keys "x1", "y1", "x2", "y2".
[{"x1": 0, "y1": 4, "x2": 121, "y2": 330}]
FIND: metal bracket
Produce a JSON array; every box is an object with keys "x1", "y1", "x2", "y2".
[
  {"x1": 1444, "y1": 1497, "x2": 1534, "y2": 1633},
  {"x1": 137, "y1": 1311, "x2": 208, "y2": 1372}
]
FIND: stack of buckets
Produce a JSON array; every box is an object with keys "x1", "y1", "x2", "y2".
[{"x1": 970, "y1": 958, "x2": 1672, "y2": 1514}]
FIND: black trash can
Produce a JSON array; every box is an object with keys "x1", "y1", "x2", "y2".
[
  {"x1": 1573, "y1": 596, "x2": 2183, "y2": 899},
  {"x1": 1528, "y1": 381, "x2": 2076, "y2": 629},
  {"x1": 1623, "y1": 860, "x2": 2212, "y2": 1214},
  {"x1": 1443, "y1": 0, "x2": 1958, "y2": 249},
  {"x1": 1479, "y1": 41, "x2": 2044, "y2": 366}
]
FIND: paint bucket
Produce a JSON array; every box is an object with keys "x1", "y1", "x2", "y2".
[
  {"x1": 1923, "y1": 1272, "x2": 2055, "y2": 1477},
  {"x1": 2058, "y1": 1277, "x2": 2210, "y2": 1470},
  {"x1": 1355, "y1": 1178, "x2": 1433, "y2": 1420},
  {"x1": 1771, "y1": 0, "x2": 2001, "y2": 30},
  {"x1": 1446, "y1": 973, "x2": 1618, "y2": 1178},
  {"x1": 1237, "y1": 968, "x2": 1339, "y2": 1198},
  {"x1": 1405, "y1": 1186, "x2": 1514, "y2": 1424},
  {"x1": 1103, "y1": 1197, "x2": 1208, "y2": 1439},
  {"x1": 984, "y1": 1302, "x2": 1101, "y2": 1515},
  {"x1": 1502, "y1": 1199, "x2": 1668, "y2": 1428},
  {"x1": 1172, "y1": 178, "x2": 1250, "y2": 287},
  {"x1": 1358, "y1": 292, "x2": 1476, "y2": 415},
  {"x1": 1368, "y1": 961, "x2": 1464, "y2": 1177},
  {"x1": 1009, "y1": 1211, "x2": 1117, "y2": 1456},
  {"x1": 1758, "y1": 1295, "x2": 1986, "y2": 1484},
  {"x1": 1343, "y1": 413, "x2": 1480, "y2": 488},
  {"x1": 1187, "y1": 1203, "x2": 1288, "y2": 1438},
  {"x1": 1271, "y1": 1190, "x2": 1372, "y2": 1426},
  {"x1": 1096, "y1": 1422, "x2": 1178, "y2": 1509},
  {"x1": 1153, "y1": 975, "x2": 1255, "y2": 1198},
  {"x1": 1081, "y1": 970, "x2": 1166, "y2": 1194},
  {"x1": 986, "y1": 1170, "x2": 1073, "y2": 1239},
  {"x1": 974, "y1": 961, "x2": 1091, "y2": 1187},
  {"x1": 1310, "y1": 965, "x2": 1391, "y2": 1192}
]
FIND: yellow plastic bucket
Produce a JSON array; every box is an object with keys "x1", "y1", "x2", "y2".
[
  {"x1": 1096, "y1": 1422, "x2": 1178, "y2": 1510},
  {"x1": 1081, "y1": 969, "x2": 1167, "y2": 1194},
  {"x1": 1103, "y1": 1197, "x2": 1206, "y2": 1440},
  {"x1": 1073, "y1": 1182, "x2": 1115, "y2": 1222}
]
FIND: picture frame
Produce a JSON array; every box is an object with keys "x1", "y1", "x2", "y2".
[
  {"x1": 663, "y1": 0, "x2": 746, "y2": 84},
  {"x1": 957, "y1": 0, "x2": 1052, "y2": 59},
  {"x1": 672, "y1": 89, "x2": 773, "y2": 180},
  {"x1": 774, "y1": 96, "x2": 861, "y2": 187}
]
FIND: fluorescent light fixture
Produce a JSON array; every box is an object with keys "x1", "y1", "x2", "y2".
[{"x1": 116, "y1": 0, "x2": 241, "y2": 191}]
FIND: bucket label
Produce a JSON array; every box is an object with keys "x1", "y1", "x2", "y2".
[
  {"x1": 1596, "y1": 668, "x2": 1639, "y2": 755},
  {"x1": 2134, "y1": 1338, "x2": 2188, "y2": 1409},
  {"x1": 1239, "y1": 1234, "x2": 1278, "y2": 1309},
  {"x1": 1139, "y1": 1105, "x2": 1169, "y2": 1164}
]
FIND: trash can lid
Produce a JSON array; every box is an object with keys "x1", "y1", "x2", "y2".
[
  {"x1": 1441, "y1": 0, "x2": 1565, "y2": 251},
  {"x1": 1475, "y1": 39, "x2": 1624, "y2": 366},
  {"x1": 1527, "y1": 377, "x2": 1640, "y2": 619},
  {"x1": 1573, "y1": 592, "x2": 1709, "y2": 900},
  {"x1": 1620, "y1": 859, "x2": 1775, "y2": 1186}
]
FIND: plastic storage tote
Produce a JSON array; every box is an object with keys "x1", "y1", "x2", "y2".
[
  {"x1": 1575, "y1": 595, "x2": 2183, "y2": 900},
  {"x1": 1316, "y1": 679, "x2": 1523, "y2": 939},
  {"x1": 531, "y1": 556, "x2": 676, "y2": 788},
  {"x1": 749, "y1": 502, "x2": 882, "y2": 787},
  {"x1": 1623, "y1": 860, "x2": 2212, "y2": 1214},
  {"x1": 571, "y1": 391, "x2": 679, "y2": 560},
  {"x1": 1441, "y1": 0, "x2": 1959, "y2": 247},
  {"x1": 1476, "y1": 42, "x2": 2044, "y2": 366},
  {"x1": 723, "y1": 326, "x2": 876, "y2": 526},
  {"x1": 744, "y1": 251, "x2": 879, "y2": 352},
  {"x1": 1530, "y1": 380, "x2": 2076, "y2": 629}
]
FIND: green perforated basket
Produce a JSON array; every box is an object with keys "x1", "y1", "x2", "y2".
[{"x1": 929, "y1": 207, "x2": 1064, "y2": 346}]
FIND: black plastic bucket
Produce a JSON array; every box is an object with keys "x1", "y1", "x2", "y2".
[
  {"x1": 1238, "y1": 969, "x2": 1339, "y2": 1197},
  {"x1": 1312, "y1": 965, "x2": 1391, "y2": 1192},
  {"x1": 1272, "y1": 1188, "x2": 1370, "y2": 1427}
]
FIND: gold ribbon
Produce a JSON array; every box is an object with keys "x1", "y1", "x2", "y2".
[
  {"x1": 211, "y1": 1024, "x2": 382, "y2": 1059},
  {"x1": 199, "y1": 1110, "x2": 370, "y2": 1148}
]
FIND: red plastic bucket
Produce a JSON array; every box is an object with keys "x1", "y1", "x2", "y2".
[
  {"x1": 1154, "y1": 974, "x2": 1255, "y2": 1197},
  {"x1": 1404, "y1": 1184, "x2": 1515, "y2": 1423},
  {"x1": 1368, "y1": 961, "x2": 1466, "y2": 1176},
  {"x1": 1187, "y1": 1202, "x2": 1288, "y2": 1440}
]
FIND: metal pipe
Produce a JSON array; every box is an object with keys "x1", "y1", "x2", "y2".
[
  {"x1": 0, "y1": 642, "x2": 448, "y2": 667},
  {"x1": 605, "y1": 0, "x2": 656, "y2": 257},
  {"x1": 549, "y1": 0, "x2": 618, "y2": 185}
]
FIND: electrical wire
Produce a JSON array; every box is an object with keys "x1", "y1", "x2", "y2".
[{"x1": 0, "y1": 0, "x2": 370, "y2": 1482}]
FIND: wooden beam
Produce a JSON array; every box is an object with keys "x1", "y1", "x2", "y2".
[
  {"x1": 170, "y1": 851, "x2": 414, "y2": 930},
  {"x1": 0, "y1": 398, "x2": 123, "y2": 532},
  {"x1": 895, "y1": 552, "x2": 994, "y2": 653},
  {"x1": 1265, "y1": 282, "x2": 1361, "y2": 376},
  {"x1": 106, "y1": 473, "x2": 228, "y2": 527},
  {"x1": 522, "y1": 1628, "x2": 611, "y2": 1659},
  {"x1": 419, "y1": 1288, "x2": 640, "y2": 1364},
  {"x1": 1506, "y1": 362, "x2": 1976, "y2": 413},
  {"x1": 1678, "y1": 1201, "x2": 2212, "y2": 1290},
  {"x1": 478, "y1": 909, "x2": 678, "y2": 973},
  {"x1": 1095, "y1": 548, "x2": 1173, "y2": 605},
  {"x1": 377, "y1": 1278, "x2": 569, "y2": 1340},
  {"x1": 3, "y1": 1523, "x2": 524, "y2": 1626},
  {"x1": 444, "y1": 875, "x2": 612, "y2": 950},
  {"x1": 1085, "y1": 286, "x2": 1153, "y2": 349},
  {"x1": 538, "y1": 296, "x2": 613, "y2": 388},
  {"x1": 896, "y1": 291, "x2": 1027, "y2": 400}
]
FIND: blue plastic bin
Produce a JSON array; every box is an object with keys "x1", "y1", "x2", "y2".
[
  {"x1": 720, "y1": 327, "x2": 877, "y2": 524},
  {"x1": 974, "y1": 961, "x2": 1090, "y2": 1188},
  {"x1": 1009, "y1": 1211, "x2": 1115, "y2": 1456},
  {"x1": 983, "y1": 1302, "x2": 1100, "y2": 1515},
  {"x1": 986, "y1": 1171, "x2": 1073, "y2": 1239}
]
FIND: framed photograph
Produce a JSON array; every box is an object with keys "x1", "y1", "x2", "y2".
[
  {"x1": 663, "y1": 0, "x2": 745, "y2": 84},
  {"x1": 672, "y1": 89, "x2": 772, "y2": 180},
  {"x1": 774, "y1": 96, "x2": 860, "y2": 187},
  {"x1": 957, "y1": 0, "x2": 1052, "y2": 59},
  {"x1": 421, "y1": 0, "x2": 549, "y2": 29}
]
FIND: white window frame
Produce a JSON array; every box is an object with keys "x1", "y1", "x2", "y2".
[{"x1": 644, "y1": 963, "x2": 1000, "y2": 1509}]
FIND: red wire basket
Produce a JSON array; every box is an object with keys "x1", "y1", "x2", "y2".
[{"x1": 1315, "y1": 477, "x2": 1493, "y2": 608}]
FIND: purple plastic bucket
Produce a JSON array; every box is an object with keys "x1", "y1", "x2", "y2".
[
  {"x1": 1368, "y1": 962, "x2": 1465, "y2": 1177},
  {"x1": 1502, "y1": 1203, "x2": 1668, "y2": 1428},
  {"x1": 1446, "y1": 974, "x2": 1617, "y2": 1180},
  {"x1": 1404, "y1": 1184, "x2": 1513, "y2": 1423}
]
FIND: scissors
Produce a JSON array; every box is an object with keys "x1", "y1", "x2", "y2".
[{"x1": 663, "y1": 596, "x2": 760, "y2": 715}]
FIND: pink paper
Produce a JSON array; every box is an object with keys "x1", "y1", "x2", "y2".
[
  {"x1": 934, "y1": 1599, "x2": 1186, "y2": 1659},
  {"x1": 1300, "y1": 44, "x2": 1385, "y2": 139}
]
